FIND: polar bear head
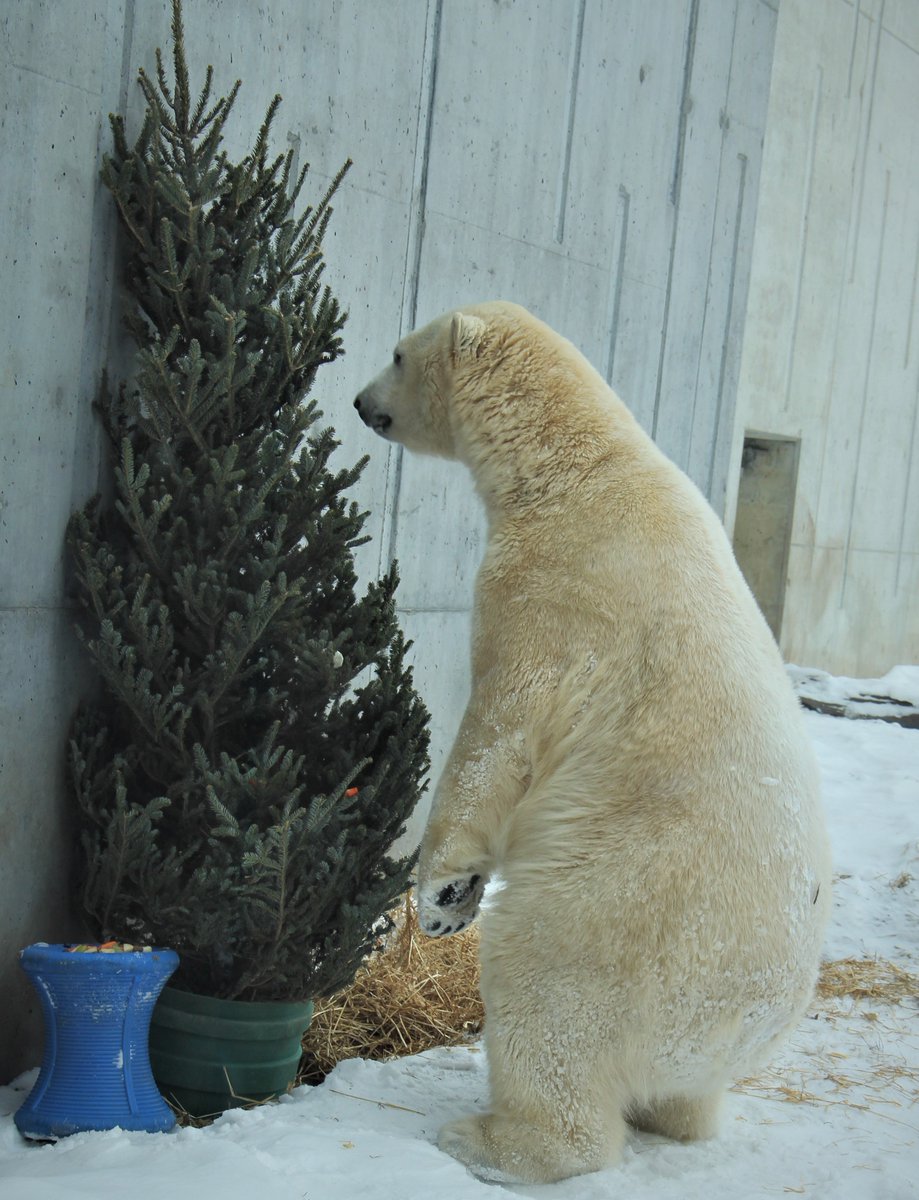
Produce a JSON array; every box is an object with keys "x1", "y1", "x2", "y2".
[
  {"x1": 355, "y1": 300, "x2": 576, "y2": 457},
  {"x1": 354, "y1": 303, "x2": 504, "y2": 459},
  {"x1": 354, "y1": 301, "x2": 623, "y2": 507}
]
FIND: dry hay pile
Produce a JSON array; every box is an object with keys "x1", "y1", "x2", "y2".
[
  {"x1": 299, "y1": 894, "x2": 484, "y2": 1084},
  {"x1": 816, "y1": 956, "x2": 918, "y2": 1004}
]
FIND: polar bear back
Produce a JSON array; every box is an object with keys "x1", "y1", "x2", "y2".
[
  {"x1": 451, "y1": 304, "x2": 829, "y2": 1076},
  {"x1": 356, "y1": 300, "x2": 831, "y2": 1098}
]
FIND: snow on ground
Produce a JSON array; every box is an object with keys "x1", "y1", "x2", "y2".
[{"x1": 2, "y1": 678, "x2": 918, "y2": 1200}]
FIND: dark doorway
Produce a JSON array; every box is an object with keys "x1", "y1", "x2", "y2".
[{"x1": 732, "y1": 435, "x2": 800, "y2": 642}]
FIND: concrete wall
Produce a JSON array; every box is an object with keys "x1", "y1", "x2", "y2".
[
  {"x1": 379, "y1": 0, "x2": 777, "y2": 823},
  {"x1": 725, "y1": 0, "x2": 919, "y2": 675},
  {"x1": 0, "y1": 0, "x2": 777, "y2": 1081},
  {"x1": 0, "y1": 0, "x2": 131, "y2": 1086}
]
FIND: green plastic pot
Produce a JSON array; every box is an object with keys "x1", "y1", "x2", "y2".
[{"x1": 148, "y1": 986, "x2": 313, "y2": 1117}]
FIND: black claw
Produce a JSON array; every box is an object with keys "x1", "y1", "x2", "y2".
[{"x1": 429, "y1": 920, "x2": 441, "y2": 931}]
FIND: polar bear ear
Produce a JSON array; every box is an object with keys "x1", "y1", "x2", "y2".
[{"x1": 451, "y1": 312, "x2": 487, "y2": 360}]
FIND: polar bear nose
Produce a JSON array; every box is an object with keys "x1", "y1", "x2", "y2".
[{"x1": 354, "y1": 393, "x2": 392, "y2": 433}]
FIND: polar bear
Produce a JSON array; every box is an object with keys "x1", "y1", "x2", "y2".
[{"x1": 354, "y1": 301, "x2": 831, "y2": 1184}]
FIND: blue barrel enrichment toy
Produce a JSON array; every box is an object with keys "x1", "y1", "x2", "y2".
[{"x1": 14, "y1": 942, "x2": 179, "y2": 1140}]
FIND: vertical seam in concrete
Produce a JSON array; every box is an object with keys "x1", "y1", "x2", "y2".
[
  {"x1": 684, "y1": 0, "x2": 740, "y2": 485},
  {"x1": 604, "y1": 185, "x2": 630, "y2": 385},
  {"x1": 104, "y1": 0, "x2": 138, "y2": 366},
  {"x1": 669, "y1": 0, "x2": 700, "y2": 209},
  {"x1": 848, "y1": 0, "x2": 884, "y2": 285},
  {"x1": 707, "y1": 152, "x2": 747, "y2": 504},
  {"x1": 401, "y1": 0, "x2": 442, "y2": 335},
  {"x1": 904, "y1": 232, "x2": 919, "y2": 371},
  {"x1": 847, "y1": 0, "x2": 862, "y2": 99},
  {"x1": 381, "y1": 449, "x2": 405, "y2": 576},
  {"x1": 76, "y1": 0, "x2": 137, "y2": 501},
  {"x1": 811, "y1": 24, "x2": 867, "y2": 549},
  {"x1": 285, "y1": 132, "x2": 302, "y2": 187},
  {"x1": 117, "y1": 0, "x2": 137, "y2": 116},
  {"x1": 894, "y1": 360, "x2": 919, "y2": 593},
  {"x1": 554, "y1": 0, "x2": 587, "y2": 245},
  {"x1": 840, "y1": 167, "x2": 890, "y2": 609},
  {"x1": 384, "y1": 0, "x2": 443, "y2": 574},
  {"x1": 782, "y1": 63, "x2": 822, "y2": 415},
  {"x1": 652, "y1": 0, "x2": 700, "y2": 440},
  {"x1": 108, "y1": 0, "x2": 139, "y2": 350}
]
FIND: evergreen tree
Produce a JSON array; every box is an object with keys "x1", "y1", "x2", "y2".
[{"x1": 67, "y1": 0, "x2": 429, "y2": 1001}]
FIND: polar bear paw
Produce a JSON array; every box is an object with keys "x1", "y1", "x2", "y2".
[
  {"x1": 438, "y1": 1115, "x2": 515, "y2": 1183},
  {"x1": 417, "y1": 873, "x2": 486, "y2": 937},
  {"x1": 438, "y1": 1113, "x2": 602, "y2": 1184}
]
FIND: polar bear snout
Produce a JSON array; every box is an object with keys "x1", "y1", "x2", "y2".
[{"x1": 353, "y1": 392, "x2": 392, "y2": 435}]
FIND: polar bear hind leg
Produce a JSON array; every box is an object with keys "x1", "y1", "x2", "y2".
[
  {"x1": 438, "y1": 1047, "x2": 626, "y2": 1186},
  {"x1": 439, "y1": 933, "x2": 628, "y2": 1183}
]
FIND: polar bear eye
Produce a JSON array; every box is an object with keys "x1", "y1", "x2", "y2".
[{"x1": 393, "y1": 350, "x2": 403, "y2": 366}]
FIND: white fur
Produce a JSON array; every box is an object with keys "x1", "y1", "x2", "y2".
[{"x1": 356, "y1": 301, "x2": 831, "y2": 1184}]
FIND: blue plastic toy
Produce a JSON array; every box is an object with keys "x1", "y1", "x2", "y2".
[{"x1": 14, "y1": 942, "x2": 179, "y2": 1140}]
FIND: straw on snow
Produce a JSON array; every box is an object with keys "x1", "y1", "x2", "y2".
[
  {"x1": 816, "y1": 956, "x2": 918, "y2": 1004},
  {"x1": 299, "y1": 893, "x2": 484, "y2": 1084}
]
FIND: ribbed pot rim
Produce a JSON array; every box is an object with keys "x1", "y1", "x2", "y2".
[{"x1": 158, "y1": 984, "x2": 314, "y2": 1020}]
